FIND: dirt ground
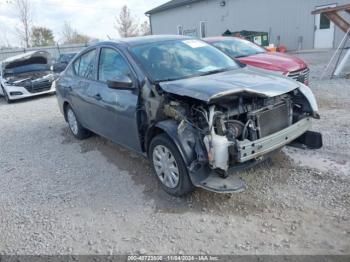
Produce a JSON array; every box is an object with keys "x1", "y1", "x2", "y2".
[{"x1": 0, "y1": 50, "x2": 349, "y2": 255}]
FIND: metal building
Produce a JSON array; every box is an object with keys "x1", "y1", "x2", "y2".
[{"x1": 146, "y1": 0, "x2": 350, "y2": 50}]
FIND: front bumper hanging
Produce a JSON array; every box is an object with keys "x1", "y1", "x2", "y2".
[
  {"x1": 190, "y1": 117, "x2": 320, "y2": 193},
  {"x1": 237, "y1": 117, "x2": 312, "y2": 162}
]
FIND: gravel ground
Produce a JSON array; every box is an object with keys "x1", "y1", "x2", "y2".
[{"x1": 0, "y1": 50, "x2": 349, "y2": 255}]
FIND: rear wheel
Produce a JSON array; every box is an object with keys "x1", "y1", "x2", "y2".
[
  {"x1": 65, "y1": 105, "x2": 90, "y2": 139},
  {"x1": 149, "y1": 134, "x2": 194, "y2": 196}
]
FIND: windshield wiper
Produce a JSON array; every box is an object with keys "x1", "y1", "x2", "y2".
[
  {"x1": 156, "y1": 77, "x2": 183, "y2": 83},
  {"x1": 156, "y1": 68, "x2": 234, "y2": 82},
  {"x1": 198, "y1": 68, "x2": 230, "y2": 76}
]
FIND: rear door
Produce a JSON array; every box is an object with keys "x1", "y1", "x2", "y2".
[{"x1": 69, "y1": 48, "x2": 98, "y2": 129}]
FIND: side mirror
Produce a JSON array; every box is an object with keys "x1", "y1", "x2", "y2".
[
  {"x1": 51, "y1": 63, "x2": 65, "y2": 72},
  {"x1": 107, "y1": 75, "x2": 133, "y2": 90}
]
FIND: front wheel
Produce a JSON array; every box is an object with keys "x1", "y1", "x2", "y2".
[
  {"x1": 65, "y1": 105, "x2": 91, "y2": 139},
  {"x1": 149, "y1": 134, "x2": 194, "y2": 197}
]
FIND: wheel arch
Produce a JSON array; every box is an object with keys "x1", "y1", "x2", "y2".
[
  {"x1": 145, "y1": 125, "x2": 164, "y2": 154},
  {"x1": 146, "y1": 120, "x2": 196, "y2": 167},
  {"x1": 0, "y1": 83, "x2": 6, "y2": 94},
  {"x1": 63, "y1": 101, "x2": 70, "y2": 121}
]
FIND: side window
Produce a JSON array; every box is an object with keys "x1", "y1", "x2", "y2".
[
  {"x1": 73, "y1": 58, "x2": 80, "y2": 75},
  {"x1": 98, "y1": 48, "x2": 132, "y2": 82},
  {"x1": 79, "y1": 49, "x2": 96, "y2": 79},
  {"x1": 73, "y1": 49, "x2": 96, "y2": 79}
]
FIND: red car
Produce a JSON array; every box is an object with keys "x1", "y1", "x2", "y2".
[{"x1": 204, "y1": 37, "x2": 310, "y2": 85}]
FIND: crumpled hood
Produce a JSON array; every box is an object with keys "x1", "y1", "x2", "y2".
[
  {"x1": 2, "y1": 51, "x2": 51, "y2": 70},
  {"x1": 159, "y1": 66, "x2": 301, "y2": 102}
]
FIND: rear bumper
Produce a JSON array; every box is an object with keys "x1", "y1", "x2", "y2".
[{"x1": 237, "y1": 117, "x2": 312, "y2": 162}]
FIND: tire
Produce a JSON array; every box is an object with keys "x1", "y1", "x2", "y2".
[
  {"x1": 1, "y1": 86, "x2": 12, "y2": 104},
  {"x1": 65, "y1": 105, "x2": 91, "y2": 139},
  {"x1": 149, "y1": 133, "x2": 194, "y2": 197}
]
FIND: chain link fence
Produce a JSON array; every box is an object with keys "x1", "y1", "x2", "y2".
[{"x1": 0, "y1": 43, "x2": 89, "y2": 62}]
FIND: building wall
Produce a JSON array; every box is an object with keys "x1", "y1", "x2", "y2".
[{"x1": 150, "y1": 0, "x2": 350, "y2": 50}]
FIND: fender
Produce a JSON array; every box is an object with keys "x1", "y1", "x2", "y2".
[
  {"x1": 298, "y1": 84, "x2": 319, "y2": 118},
  {"x1": 155, "y1": 120, "x2": 197, "y2": 166},
  {"x1": 153, "y1": 120, "x2": 213, "y2": 186}
]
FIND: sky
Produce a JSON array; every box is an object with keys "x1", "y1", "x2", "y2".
[{"x1": 0, "y1": 0, "x2": 166, "y2": 47}]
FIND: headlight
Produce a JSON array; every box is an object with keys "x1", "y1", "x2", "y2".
[{"x1": 298, "y1": 83, "x2": 319, "y2": 114}]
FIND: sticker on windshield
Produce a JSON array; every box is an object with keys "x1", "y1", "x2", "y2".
[{"x1": 182, "y1": 40, "x2": 207, "y2": 48}]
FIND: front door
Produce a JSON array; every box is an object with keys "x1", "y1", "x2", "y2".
[
  {"x1": 92, "y1": 46, "x2": 142, "y2": 152},
  {"x1": 314, "y1": 4, "x2": 336, "y2": 49}
]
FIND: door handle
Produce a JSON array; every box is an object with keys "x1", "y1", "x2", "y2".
[{"x1": 93, "y1": 93, "x2": 102, "y2": 101}]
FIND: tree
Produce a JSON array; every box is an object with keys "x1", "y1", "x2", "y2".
[
  {"x1": 13, "y1": 0, "x2": 32, "y2": 47},
  {"x1": 62, "y1": 21, "x2": 74, "y2": 43},
  {"x1": 62, "y1": 21, "x2": 92, "y2": 44},
  {"x1": 30, "y1": 26, "x2": 55, "y2": 46},
  {"x1": 115, "y1": 5, "x2": 139, "y2": 37},
  {"x1": 140, "y1": 21, "x2": 151, "y2": 36}
]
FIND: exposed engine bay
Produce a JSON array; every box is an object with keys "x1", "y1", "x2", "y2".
[
  {"x1": 5, "y1": 71, "x2": 52, "y2": 83},
  {"x1": 160, "y1": 88, "x2": 319, "y2": 176},
  {"x1": 5, "y1": 70, "x2": 53, "y2": 88}
]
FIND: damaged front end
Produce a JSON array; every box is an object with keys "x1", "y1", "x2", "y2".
[
  {"x1": 1, "y1": 51, "x2": 55, "y2": 100},
  {"x1": 155, "y1": 83, "x2": 322, "y2": 193}
]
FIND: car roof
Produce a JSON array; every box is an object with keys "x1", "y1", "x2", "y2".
[{"x1": 96, "y1": 35, "x2": 193, "y2": 47}]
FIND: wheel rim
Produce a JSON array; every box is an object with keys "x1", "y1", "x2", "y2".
[
  {"x1": 152, "y1": 145, "x2": 180, "y2": 189},
  {"x1": 67, "y1": 109, "x2": 78, "y2": 135}
]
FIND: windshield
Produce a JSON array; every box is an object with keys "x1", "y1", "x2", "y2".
[
  {"x1": 131, "y1": 39, "x2": 239, "y2": 82},
  {"x1": 212, "y1": 38, "x2": 266, "y2": 58}
]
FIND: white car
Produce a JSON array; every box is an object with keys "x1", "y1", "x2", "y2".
[{"x1": 0, "y1": 51, "x2": 56, "y2": 103}]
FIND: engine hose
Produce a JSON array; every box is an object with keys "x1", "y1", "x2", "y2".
[
  {"x1": 242, "y1": 119, "x2": 253, "y2": 140},
  {"x1": 225, "y1": 120, "x2": 245, "y2": 127}
]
